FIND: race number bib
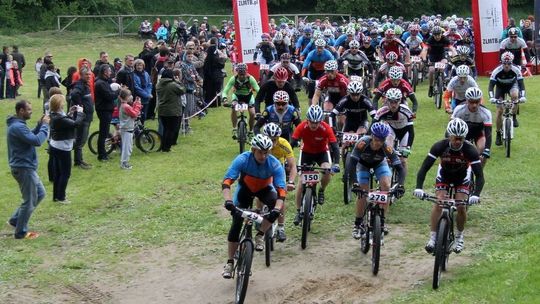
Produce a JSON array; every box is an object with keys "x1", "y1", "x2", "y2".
[
  {"x1": 260, "y1": 64, "x2": 270, "y2": 70},
  {"x1": 434, "y1": 62, "x2": 446, "y2": 69},
  {"x1": 235, "y1": 103, "x2": 249, "y2": 112},
  {"x1": 342, "y1": 133, "x2": 361, "y2": 143},
  {"x1": 367, "y1": 192, "x2": 389, "y2": 204},
  {"x1": 301, "y1": 171, "x2": 320, "y2": 184},
  {"x1": 412, "y1": 56, "x2": 422, "y2": 63}
]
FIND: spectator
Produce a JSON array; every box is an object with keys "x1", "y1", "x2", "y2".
[
  {"x1": 11, "y1": 45, "x2": 25, "y2": 75},
  {"x1": 138, "y1": 40, "x2": 157, "y2": 75},
  {"x1": 148, "y1": 46, "x2": 171, "y2": 119},
  {"x1": 521, "y1": 19, "x2": 534, "y2": 57},
  {"x1": 0, "y1": 46, "x2": 9, "y2": 99},
  {"x1": 156, "y1": 23, "x2": 169, "y2": 41},
  {"x1": 93, "y1": 51, "x2": 115, "y2": 79},
  {"x1": 139, "y1": 19, "x2": 153, "y2": 38},
  {"x1": 35, "y1": 57, "x2": 43, "y2": 98},
  {"x1": 190, "y1": 19, "x2": 199, "y2": 38},
  {"x1": 39, "y1": 51, "x2": 54, "y2": 105},
  {"x1": 46, "y1": 87, "x2": 63, "y2": 182},
  {"x1": 48, "y1": 94, "x2": 85, "y2": 204},
  {"x1": 7, "y1": 60, "x2": 23, "y2": 99},
  {"x1": 72, "y1": 58, "x2": 96, "y2": 101},
  {"x1": 4, "y1": 55, "x2": 13, "y2": 98},
  {"x1": 94, "y1": 64, "x2": 117, "y2": 162},
  {"x1": 133, "y1": 59, "x2": 152, "y2": 123},
  {"x1": 175, "y1": 21, "x2": 190, "y2": 46},
  {"x1": 44, "y1": 63, "x2": 61, "y2": 93},
  {"x1": 156, "y1": 68, "x2": 185, "y2": 152},
  {"x1": 6, "y1": 99, "x2": 50, "y2": 239},
  {"x1": 116, "y1": 54, "x2": 136, "y2": 93},
  {"x1": 61, "y1": 66, "x2": 78, "y2": 97},
  {"x1": 178, "y1": 51, "x2": 202, "y2": 133},
  {"x1": 118, "y1": 88, "x2": 142, "y2": 170},
  {"x1": 152, "y1": 17, "x2": 162, "y2": 34},
  {"x1": 69, "y1": 67, "x2": 94, "y2": 169},
  {"x1": 113, "y1": 58, "x2": 123, "y2": 75},
  {"x1": 203, "y1": 37, "x2": 228, "y2": 107}
]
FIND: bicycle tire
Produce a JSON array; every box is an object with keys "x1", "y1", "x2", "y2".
[
  {"x1": 343, "y1": 152, "x2": 354, "y2": 205},
  {"x1": 372, "y1": 213, "x2": 382, "y2": 275},
  {"x1": 88, "y1": 131, "x2": 114, "y2": 155},
  {"x1": 433, "y1": 218, "x2": 448, "y2": 289},
  {"x1": 237, "y1": 119, "x2": 247, "y2": 154},
  {"x1": 301, "y1": 187, "x2": 313, "y2": 250},
  {"x1": 235, "y1": 240, "x2": 253, "y2": 304},
  {"x1": 412, "y1": 66, "x2": 419, "y2": 92},
  {"x1": 264, "y1": 228, "x2": 272, "y2": 267},
  {"x1": 136, "y1": 129, "x2": 162, "y2": 153},
  {"x1": 360, "y1": 215, "x2": 370, "y2": 254},
  {"x1": 505, "y1": 118, "x2": 512, "y2": 158},
  {"x1": 435, "y1": 75, "x2": 443, "y2": 109}
]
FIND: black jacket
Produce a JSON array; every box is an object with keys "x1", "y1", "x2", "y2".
[
  {"x1": 94, "y1": 77, "x2": 117, "y2": 112},
  {"x1": 69, "y1": 80, "x2": 94, "y2": 122},
  {"x1": 116, "y1": 67, "x2": 136, "y2": 93},
  {"x1": 50, "y1": 111, "x2": 86, "y2": 141}
]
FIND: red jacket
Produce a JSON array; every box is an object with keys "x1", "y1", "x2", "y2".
[{"x1": 9, "y1": 68, "x2": 23, "y2": 87}]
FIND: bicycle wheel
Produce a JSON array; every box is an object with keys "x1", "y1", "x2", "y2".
[
  {"x1": 264, "y1": 228, "x2": 272, "y2": 267},
  {"x1": 301, "y1": 187, "x2": 313, "y2": 250},
  {"x1": 88, "y1": 131, "x2": 114, "y2": 155},
  {"x1": 360, "y1": 214, "x2": 370, "y2": 254},
  {"x1": 343, "y1": 152, "x2": 354, "y2": 205},
  {"x1": 235, "y1": 240, "x2": 253, "y2": 304},
  {"x1": 136, "y1": 129, "x2": 162, "y2": 153},
  {"x1": 505, "y1": 118, "x2": 512, "y2": 158},
  {"x1": 372, "y1": 213, "x2": 382, "y2": 275},
  {"x1": 435, "y1": 75, "x2": 443, "y2": 109},
  {"x1": 412, "y1": 66, "x2": 419, "y2": 92},
  {"x1": 433, "y1": 218, "x2": 448, "y2": 289},
  {"x1": 237, "y1": 119, "x2": 247, "y2": 154}
]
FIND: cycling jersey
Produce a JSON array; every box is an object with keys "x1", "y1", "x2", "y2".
[
  {"x1": 222, "y1": 74, "x2": 259, "y2": 99},
  {"x1": 499, "y1": 37, "x2": 530, "y2": 65},
  {"x1": 374, "y1": 105, "x2": 415, "y2": 147},
  {"x1": 340, "y1": 50, "x2": 373, "y2": 74},
  {"x1": 445, "y1": 75, "x2": 478, "y2": 101},
  {"x1": 255, "y1": 104, "x2": 301, "y2": 141},
  {"x1": 316, "y1": 73, "x2": 349, "y2": 101},
  {"x1": 271, "y1": 137, "x2": 294, "y2": 164},
  {"x1": 488, "y1": 64, "x2": 526, "y2": 99},
  {"x1": 444, "y1": 31, "x2": 462, "y2": 45},
  {"x1": 405, "y1": 35, "x2": 424, "y2": 55},
  {"x1": 452, "y1": 104, "x2": 493, "y2": 149},
  {"x1": 254, "y1": 80, "x2": 300, "y2": 113},
  {"x1": 254, "y1": 42, "x2": 278, "y2": 64},
  {"x1": 425, "y1": 35, "x2": 452, "y2": 63},
  {"x1": 379, "y1": 38, "x2": 407, "y2": 58},
  {"x1": 270, "y1": 63, "x2": 299, "y2": 79},
  {"x1": 295, "y1": 35, "x2": 312, "y2": 55},
  {"x1": 302, "y1": 49, "x2": 335, "y2": 80},
  {"x1": 359, "y1": 44, "x2": 377, "y2": 62},
  {"x1": 331, "y1": 95, "x2": 375, "y2": 132},
  {"x1": 292, "y1": 120, "x2": 337, "y2": 154},
  {"x1": 374, "y1": 78, "x2": 416, "y2": 111}
]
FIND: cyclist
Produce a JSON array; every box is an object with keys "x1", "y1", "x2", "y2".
[
  {"x1": 291, "y1": 105, "x2": 340, "y2": 224},
  {"x1": 222, "y1": 63, "x2": 260, "y2": 139},
  {"x1": 221, "y1": 134, "x2": 287, "y2": 278},
  {"x1": 339, "y1": 40, "x2": 374, "y2": 78},
  {"x1": 295, "y1": 26, "x2": 313, "y2": 57},
  {"x1": 253, "y1": 33, "x2": 278, "y2": 65},
  {"x1": 488, "y1": 52, "x2": 526, "y2": 145},
  {"x1": 271, "y1": 53, "x2": 300, "y2": 82},
  {"x1": 373, "y1": 88, "x2": 415, "y2": 179},
  {"x1": 448, "y1": 45, "x2": 476, "y2": 78},
  {"x1": 301, "y1": 39, "x2": 335, "y2": 105},
  {"x1": 372, "y1": 66, "x2": 418, "y2": 113},
  {"x1": 378, "y1": 29, "x2": 410, "y2": 64},
  {"x1": 443, "y1": 65, "x2": 479, "y2": 113},
  {"x1": 414, "y1": 118, "x2": 485, "y2": 253},
  {"x1": 499, "y1": 27, "x2": 531, "y2": 69},
  {"x1": 255, "y1": 66, "x2": 300, "y2": 113},
  {"x1": 330, "y1": 81, "x2": 376, "y2": 136},
  {"x1": 336, "y1": 27, "x2": 359, "y2": 56},
  {"x1": 421, "y1": 26, "x2": 456, "y2": 98},
  {"x1": 273, "y1": 32, "x2": 290, "y2": 59},
  {"x1": 376, "y1": 51, "x2": 408, "y2": 86},
  {"x1": 359, "y1": 36, "x2": 378, "y2": 64},
  {"x1": 311, "y1": 60, "x2": 350, "y2": 113},
  {"x1": 348, "y1": 122, "x2": 405, "y2": 239},
  {"x1": 443, "y1": 22, "x2": 462, "y2": 46},
  {"x1": 254, "y1": 90, "x2": 301, "y2": 142},
  {"x1": 452, "y1": 87, "x2": 492, "y2": 166}
]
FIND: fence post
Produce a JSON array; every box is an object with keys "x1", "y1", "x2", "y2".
[
  {"x1": 57, "y1": 16, "x2": 60, "y2": 32},
  {"x1": 118, "y1": 16, "x2": 123, "y2": 37}
]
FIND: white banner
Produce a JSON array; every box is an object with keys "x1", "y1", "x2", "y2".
[
  {"x1": 235, "y1": 0, "x2": 263, "y2": 63},
  {"x1": 478, "y1": 0, "x2": 504, "y2": 52}
]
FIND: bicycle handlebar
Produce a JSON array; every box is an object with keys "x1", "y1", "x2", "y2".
[
  {"x1": 419, "y1": 194, "x2": 473, "y2": 206},
  {"x1": 232, "y1": 206, "x2": 266, "y2": 224},
  {"x1": 297, "y1": 164, "x2": 332, "y2": 173}
]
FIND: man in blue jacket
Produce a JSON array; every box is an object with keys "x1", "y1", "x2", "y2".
[{"x1": 6, "y1": 100, "x2": 50, "y2": 239}]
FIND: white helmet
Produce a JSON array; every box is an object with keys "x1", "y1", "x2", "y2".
[
  {"x1": 313, "y1": 31, "x2": 323, "y2": 40},
  {"x1": 273, "y1": 32, "x2": 283, "y2": 41},
  {"x1": 456, "y1": 45, "x2": 470, "y2": 56},
  {"x1": 385, "y1": 87, "x2": 403, "y2": 101},
  {"x1": 465, "y1": 87, "x2": 483, "y2": 100},
  {"x1": 324, "y1": 60, "x2": 338, "y2": 71},
  {"x1": 347, "y1": 81, "x2": 363, "y2": 94},
  {"x1": 349, "y1": 40, "x2": 360, "y2": 48},
  {"x1": 446, "y1": 118, "x2": 469, "y2": 137},
  {"x1": 345, "y1": 27, "x2": 356, "y2": 36},
  {"x1": 251, "y1": 134, "x2": 274, "y2": 150},
  {"x1": 273, "y1": 90, "x2": 290, "y2": 103},
  {"x1": 323, "y1": 28, "x2": 333, "y2": 37},
  {"x1": 314, "y1": 38, "x2": 327, "y2": 47},
  {"x1": 456, "y1": 65, "x2": 470, "y2": 77},
  {"x1": 262, "y1": 122, "x2": 282, "y2": 137},
  {"x1": 306, "y1": 105, "x2": 324, "y2": 122},
  {"x1": 388, "y1": 66, "x2": 403, "y2": 80}
]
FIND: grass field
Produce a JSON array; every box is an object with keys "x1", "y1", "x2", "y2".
[{"x1": 0, "y1": 32, "x2": 539, "y2": 303}]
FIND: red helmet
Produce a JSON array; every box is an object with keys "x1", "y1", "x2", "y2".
[
  {"x1": 385, "y1": 29, "x2": 395, "y2": 39},
  {"x1": 274, "y1": 67, "x2": 289, "y2": 81}
]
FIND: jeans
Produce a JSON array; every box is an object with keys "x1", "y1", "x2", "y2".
[
  {"x1": 9, "y1": 168, "x2": 46, "y2": 238},
  {"x1": 74, "y1": 121, "x2": 90, "y2": 165},
  {"x1": 96, "y1": 111, "x2": 112, "y2": 159},
  {"x1": 50, "y1": 146, "x2": 72, "y2": 201},
  {"x1": 120, "y1": 130, "x2": 134, "y2": 164}
]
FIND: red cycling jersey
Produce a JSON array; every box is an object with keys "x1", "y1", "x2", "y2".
[
  {"x1": 316, "y1": 73, "x2": 349, "y2": 97},
  {"x1": 379, "y1": 38, "x2": 407, "y2": 57},
  {"x1": 292, "y1": 120, "x2": 337, "y2": 154},
  {"x1": 375, "y1": 78, "x2": 414, "y2": 98}
]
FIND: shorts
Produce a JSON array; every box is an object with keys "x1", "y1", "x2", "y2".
[
  {"x1": 343, "y1": 119, "x2": 369, "y2": 133},
  {"x1": 435, "y1": 165, "x2": 471, "y2": 195},
  {"x1": 356, "y1": 160, "x2": 392, "y2": 185},
  {"x1": 494, "y1": 83, "x2": 519, "y2": 105},
  {"x1": 232, "y1": 93, "x2": 254, "y2": 105},
  {"x1": 299, "y1": 151, "x2": 330, "y2": 167}
]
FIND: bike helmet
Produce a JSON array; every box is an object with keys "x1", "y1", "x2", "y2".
[
  {"x1": 385, "y1": 29, "x2": 395, "y2": 39},
  {"x1": 446, "y1": 118, "x2": 469, "y2": 137},
  {"x1": 349, "y1": 39, "x2": 360, "y2": 48},
  {"x1": 465, "y1": 87, "x2": 483, "y2": 100},
  {"x1": 323, "y1": 28, "x2": 333, "y2": 37},
  {"x1": 388, "y1": 66, "x2": 403, "y2": 80},
  {"x1": 273, "y1": 90, "x2": 290, "y2": 103},
  {"x1": 235, "y1": 63, "x2": 247, "y2": 74},
  {"x1": 280, "y1": 53, "x2": 291, "y2": 61},
  {"x1": 347, "y1": 81, "x2": 363, "y2": 94},
  {"x1": 304, "y1": 26, "x2": 313, "y2": 34},
  {"x1": 386, "y1": 51, "x2": 398, "y2": 63},
  {"x1": 274, "y1": 32, "x2": 283, "y2": 41},
  {"x1": 421, "y1": 24, "x2": 430, "y2": 31},
  {"x1": 306, "y1": 105, "x2": 324, "y2": 122},
  {"x1": 261, "y1": 33, "x2": 271, "y2": 40},
  {"x1": 432, "y1": 26, "x2": 443, "y2": 35},
  {"x1": 370, "y1": 122, "x2": 390, "y2": 139},
  {"x1": 251, "y1": 134, "x2": 274, "y2": 150},
  {"x1": 324, "y1": 60, "x2": 338, "y2": 71},
  {"x1": 313, "y1": 31, "x2": 323, "y2": 40},
  {"x1": 508, "y1": 27, "x2": 518, "y2": 36},
  {"x1": 448, "y1": 22, "x2": 458, "y2": 30},
  {"x1": 385, "y1": 87, "x2": 403, "y2": 101},
  {"x1": 363, "y1": 36, "x2": 372, "y2": 44},
  {"x1": 314, "y1": 38, "x2": 327, "y2": 47},
  {"x1": 263, "y1": 122, "x2": 282, "y2": 137},
  {"x1": 455, "y1": 65, "x2": 470, "y2": 77},
  {"x1": 456, "y1": 45, "x2": 471, "y2": 56},
  {"x1": 274, "y1": 67, "x2": 289, "y2": 81},
  {"x1": 345, "y1": 27, "x2": 356, "y2": 36},
  {"x1": 501, "y1": 51, "x2": 514, "y2": 64}
]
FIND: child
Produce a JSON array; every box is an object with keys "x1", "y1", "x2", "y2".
[
  {"x1": 8, "y1": 60, "x2": 23, "y2": 98},
  {"x1": 118, "y1": 88, "x2": 142, "y2": 170}
]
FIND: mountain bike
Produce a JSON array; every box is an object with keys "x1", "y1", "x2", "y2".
[
  {"x1": 410, "y1": 56, "x2": 422, "y2": 92},
  {"x1": 229, "y1": 206, "x2": 265, "y2": 304},
  {"x1": 417, "y1": 191, "x2": 475, "y2": 289},
  {"x1": 337, "y1": 131, "x2": 363, "y2": 205},
  {"x1": 353, "y1": 185, "x2": 398, "y2": 275},
  {"x1": 261, "y1": 205, "x2": 278, "y2": 267},
  {"x1": 88, "y1": 116, "x2": 161, "y2": 155},
  {"x1": 225, "y1": 102, "x2": 250, "y2": 154},
  {"x1": 432, "y1": 61, "x2": 447, "y2": 109},
  {"x1": 494, "y1": 99, "x2": 520, "y2": 158},
  {"x1": 297, "y1": 164, "x2": 331, "y2": 249}
]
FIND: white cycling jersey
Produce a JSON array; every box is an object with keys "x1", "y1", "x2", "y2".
[{"x1": 446, "y1": 75, "x2": 478, "y2": 100}]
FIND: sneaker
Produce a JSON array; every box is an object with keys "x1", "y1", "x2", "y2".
[
  {"x1": 317, "y1": 188, "x2": 325, "y2": 205},
  {"x1": 56, "y1": 199, "x2": 71, "y2": 205},
  {"x1": 276, "y1": 227, "x2": 287, "y2": 242},
  {"x1": 454, "y1": 235, "x2": 464, "y2": 253},
  {"x1": 513, "y1": 116, "x2": 519, "y2": 128},
  {"x1": 15, "y1": 231, "x2": 40, "y2": 240},
  {"x1": 222, "y1": 261, "x2": 234, "y2": 279},
  {"x1": 121, "y1": 162, "x2": 133, "y2": 170},
  {"x1": 495, "y1": 131, "x2": 502, "y2": 146},
  {"x1": 255, "y1": 234, "x2": 264, "y2": 251},
  {"x1": 75, "y1": 162, "x2": 92, "y2": 170},
  {"x1": 232, "y1": 128, "x2": 238, "y2": 140},
  {"x1": 425, "y1": 238, "x2": 435, "y2": 254},
  {"x1": 293, "y1": 212, "x2": 302, "y2": 226},
  {"x1": 428, "y1": 86, "x2": 433, "y2": 98},
  {"x1": 352, "y1": 225, "x2": 365, "y2": 240}
]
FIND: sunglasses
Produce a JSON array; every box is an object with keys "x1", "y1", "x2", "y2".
[
  {"x1": 350, "y1": 93, "x2": 361, "y2": 97},
  {"x1": 275, "y1": 102, "x2": 287, "y2": 106},
  {"x1": 350, "y1": 47, "x2": 358, "y2": 49}
]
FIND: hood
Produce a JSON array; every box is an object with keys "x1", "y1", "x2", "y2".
[
  {"x1": 45, "y1": 70, "x2": 60, "y2": 78},
  {"x1": 77, "y1": 58, "x2": 92, "y2": 70},
  {"x1": 6, "y1": 115, "x2": 22, "y2": 126}
]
